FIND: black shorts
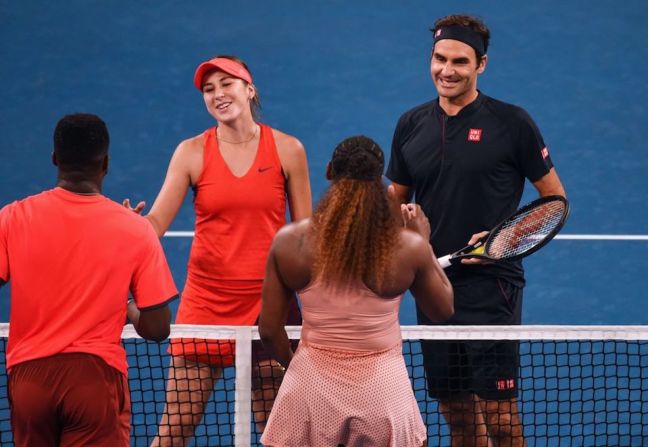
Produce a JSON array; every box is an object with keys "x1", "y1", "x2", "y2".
[{"x1": 417, "y1": 277, "x2": 523, "y2": 401}]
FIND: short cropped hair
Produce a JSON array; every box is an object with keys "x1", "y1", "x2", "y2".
[{"x1": 53, "y1": 113, "x2": 109, "y2": 167}]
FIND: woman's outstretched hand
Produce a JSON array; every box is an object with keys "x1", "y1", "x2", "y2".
[{"x1": 123, "y1": 198, "x2": 146, "y2": 215}]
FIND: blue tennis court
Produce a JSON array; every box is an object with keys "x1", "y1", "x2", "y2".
[{"x1": 1, "y1": 1, "x2": 647, "y2": 445}]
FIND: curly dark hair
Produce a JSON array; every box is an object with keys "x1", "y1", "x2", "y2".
[{"x1": 311, "y1": 136, "x2": 399, "y2": 289}]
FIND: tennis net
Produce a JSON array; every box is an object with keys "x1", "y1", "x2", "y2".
[{"x1": 0, "y1": 324, "x2": 647, "y2": 446}]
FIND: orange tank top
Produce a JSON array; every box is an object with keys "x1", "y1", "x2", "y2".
[{"x1": 187, "y1": 124, "x2": 286, "y2": 281}]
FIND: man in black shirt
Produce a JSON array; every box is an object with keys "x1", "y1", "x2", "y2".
[{"x1": 387, "y1": 14, "x2": 566, "y2": 447}]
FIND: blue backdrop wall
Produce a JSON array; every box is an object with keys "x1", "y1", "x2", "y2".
[{"x1": 1, "y1": 0, "x2": 647, "y2": 324}]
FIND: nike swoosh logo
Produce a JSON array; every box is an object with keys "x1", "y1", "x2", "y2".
[{"x1": 258, "y1": 166, "x2": 272, "y2": 173}]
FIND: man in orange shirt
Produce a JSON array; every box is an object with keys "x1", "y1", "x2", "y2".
[{"x1": 0, "y1": 113, "x2": 178, "y2": 446}]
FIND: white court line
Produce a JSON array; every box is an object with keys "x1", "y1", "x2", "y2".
[
  {"x1": 554, "y1": 234, "x2": 648, "y2": 241},
  {"x1": 164, "y1": 231, "x2": 195, "y2": 237},
  {"x1": 164, "y1": 231, "x2": 648, "y2": 241}
]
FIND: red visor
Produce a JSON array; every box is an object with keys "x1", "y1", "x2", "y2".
[{"x1": 193, "y1": 57, "x2": 253, "y2": 91}]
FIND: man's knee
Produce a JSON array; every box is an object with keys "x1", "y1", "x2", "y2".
[
  {"x1": 439, "y1": 396, "x2": 485, "y2": 428},
  {"x1": 482, "y1": 399, "x2": 525, "y2": 443}
]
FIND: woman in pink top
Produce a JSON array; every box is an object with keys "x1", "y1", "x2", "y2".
[
  {"x1": 125, "y1": 55, "x2": 312, "y2": 445},
  {"x1": 259, "y1": 136, "x2": 454, "y2": 446}
]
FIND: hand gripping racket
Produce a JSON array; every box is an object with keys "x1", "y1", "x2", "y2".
[{"x1": 437, "y1": 195, "x2": 570, "y2": 269}]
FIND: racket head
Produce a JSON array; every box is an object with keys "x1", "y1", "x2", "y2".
[{"x1": 483, "y1": 195, "x2": 569, "y2": 261}]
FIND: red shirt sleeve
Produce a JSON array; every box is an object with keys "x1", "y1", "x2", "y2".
[
  {"x1": 130, "y1": 221, "x2": 178, "y2": 310},
  {"x1": 0, "y1": 204, "x2": 11, "y2": 285}
]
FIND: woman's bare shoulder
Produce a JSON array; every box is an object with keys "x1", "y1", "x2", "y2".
[
  {"x1": 270, "y1": 127, "x2": 305, "y2": 154},
  {"x1": 175, "y1": 132, "x2": 205, "y2": 154},
  {"x1": 274, "y1": 218, "x2": 311, "y2": 245},
  {"x1": 397, "y1": 228, "x2": 433, "y2": 260}
]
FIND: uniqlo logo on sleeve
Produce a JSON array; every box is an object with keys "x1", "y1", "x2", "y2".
[
  {"x1": 467, "y1": 128, "x2": 482, "y2": 142},
  {"x1": 541, "y1": 147, "x2": 549, "y2": 159}
]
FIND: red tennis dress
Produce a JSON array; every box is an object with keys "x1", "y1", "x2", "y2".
[{"x1": 170, "y1": 124, "x2": 290, "y2": 366}]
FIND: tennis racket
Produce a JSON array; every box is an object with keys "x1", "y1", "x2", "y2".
[{"x1": 437, "y1": 195, "x2": 569, "y2": 269}]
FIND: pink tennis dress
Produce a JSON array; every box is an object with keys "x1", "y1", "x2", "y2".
[{"x1": 261, "y1": 281, "x2": 426, "y2": 447}]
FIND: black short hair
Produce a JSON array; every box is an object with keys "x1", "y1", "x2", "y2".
[{"x1": 53, "y1": 113, "x2": 109, "y2": 167}]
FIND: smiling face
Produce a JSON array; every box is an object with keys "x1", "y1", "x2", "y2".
[
  {"x1": 431, "y1": 39, "x2": 487, "y2": 111},
  {"x1": 201, "y1": 70, "x2": 256, "y2": 124}
]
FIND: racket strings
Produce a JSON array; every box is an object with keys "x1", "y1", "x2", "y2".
[{"x1": 487, "y1": 201, "x2": 566, "y2": 258}]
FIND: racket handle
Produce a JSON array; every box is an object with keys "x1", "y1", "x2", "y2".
[{"x1": 437, "y1": 255, "x2": 452, "y2": 269}]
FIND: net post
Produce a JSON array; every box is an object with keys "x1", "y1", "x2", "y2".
[{"x1": 233, "y1": 326, "x2": 252, "y2": 447}]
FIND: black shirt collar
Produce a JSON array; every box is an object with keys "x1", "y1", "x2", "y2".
[{"x1": 433, "y1": 90, "x2": 486, "y2": 120}]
